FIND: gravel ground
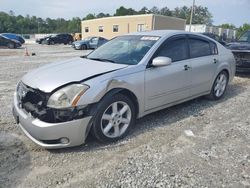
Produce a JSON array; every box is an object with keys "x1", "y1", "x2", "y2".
[{"x1": 0, "y1": 44, "x2": 249, "y2": 188}]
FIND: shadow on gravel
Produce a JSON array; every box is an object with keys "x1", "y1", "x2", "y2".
[
  {"x1": 235, "y1": 72, "x2": 250, "y2": 78},
  {"x1": 0, "y1": 131, "x2": 31, "y2": 188},
  {"x1": 50, "y1": 82, "x2": 246, "y2": 154}
]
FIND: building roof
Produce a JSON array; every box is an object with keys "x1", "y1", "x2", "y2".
[
  {"x1": 82, "y1": 14, "x2": 185, "y2": 23},
  {"x1": 126, "y1": 30, "x2": 190, "y2": 37}
]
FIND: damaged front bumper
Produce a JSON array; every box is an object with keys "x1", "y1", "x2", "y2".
[
  {"x1": 13, "y1": 92, "x2": 92, "y2": 149},
  {"x1": 232, "y1": 50, "x2": 250, "y2": 72}
]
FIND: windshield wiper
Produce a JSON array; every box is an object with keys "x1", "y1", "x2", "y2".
[{"x1": 88, "y1": 58, "x2": 116, "y2": 63}]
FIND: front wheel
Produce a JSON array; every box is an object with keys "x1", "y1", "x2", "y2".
[
  {"x1": 8, "y1": 43, "x2": 15, "y2": 49},
  {"x1": 207, "y1": 71, "x2": 228, "y2": 100},
  {"x1": 91, "y1": 94, "x2": 136, "y2": 143}
]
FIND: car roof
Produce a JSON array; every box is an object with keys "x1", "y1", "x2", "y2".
[{"x1": 126, "y1": 30, "x2": 191, "y2": 37}]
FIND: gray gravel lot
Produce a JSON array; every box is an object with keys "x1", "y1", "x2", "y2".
[{"x1": 0, "y1": 44, "x2": 250, "y2": 188}]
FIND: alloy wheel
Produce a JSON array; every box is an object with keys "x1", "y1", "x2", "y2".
[
  {"x1": 214, "y1": 73, "x2": 227, "y2": 97},
  {"x1": 101, "y1": 101, "x2": 132, "y2": 138}
]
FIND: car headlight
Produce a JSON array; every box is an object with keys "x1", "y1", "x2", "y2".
[{"x1": 47, "y1": 84, "x2": 89, "y2": 109}]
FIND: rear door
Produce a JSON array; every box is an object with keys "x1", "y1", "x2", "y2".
[
  {"x1": 145, "y1": 35, "x2": 192, "y2": 110},
  {"x1": 187, "y1": 35, "x2": 219, "y2": 95}
]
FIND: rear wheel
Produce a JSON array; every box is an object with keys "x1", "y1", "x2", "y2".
[
  {"x1": 91, "y1": 94, "x2": 136, "y2": 143},
  {"x1": 207, "y1": 71, "x2": 228, "y2": 100}
]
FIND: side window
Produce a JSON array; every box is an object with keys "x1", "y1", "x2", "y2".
[
  {"x1": 99, "y1": 26, "x2": 104, "y2": 32},
  {"x1": 210, "y1": 42, "x2": 218, "y2": 55},
  {"x1": 189, "y1": 38, "x2": 211, "y2": 58},
  {"x1": 157, "y1": 38, "x2": 188, "y2": 62},
  {"x1": 113, "y1": 25, "x2": 119, "y2": 32}
]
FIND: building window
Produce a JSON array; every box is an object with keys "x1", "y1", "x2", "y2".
[
  {"x1": 99, "y1": 26, "x2": 104, "y2": 32},
  {"x1": 113, "y1": 25, "x2": 119, "y2": 32},
  {"x1": 85, "y1": 27, "x2": 89, "y2": 33},
  {"x1": 137, "y1": 24, "x2": 145, "y2": 32}
]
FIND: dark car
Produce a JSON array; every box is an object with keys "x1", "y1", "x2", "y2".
[
  {"x1": 72, "y1": 36, "x2": 108, "y2": 50},
  {"x1": 36, "y1": 35, "x2": 51, "y2": 44},
  {"x1": 44, "y1": 34, "x2": 74, "y2": 45},
  {"x1": 0, "y1": 35, "x2": 22, "y2": 49},
  {"x1": 201, "y1": 32, "x2": 227, "y2": 46},
  {"x1": 1, "y1": 33, "x2": 25, "y2": 44},
  {"x1": 227, "y1": 30, "x2": 250, "y2": 72}
]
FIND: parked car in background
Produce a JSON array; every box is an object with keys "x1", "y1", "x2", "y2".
[
  {"x1": 0, "y1": 35, "x2": 22, "y2": 49},
  {"x1": 201, "y1": 32, "x2": 226, "y2": 46},
  {"x1": 72, "y1": 36, "x2": 108, "y2": 50},
  {"x1": 227, "y1": 30, "x2": 250, "y2": 72},
  {"x1": 44, "y1": 34, "x2": 74, "y2": 45},
  {"x1": 1, "y1": 33, "x2": 25, "y2": 44},
  {"x1": 36, "y1": 35, "x2": 51, "y2": 44},
  {"x1": 12, "y1": 30, "x2": 235, "y2": 149}
]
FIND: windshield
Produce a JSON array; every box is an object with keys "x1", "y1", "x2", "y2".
[
  {"x1": 87, "y1": 35, "x2": 159, "y2": 65},
  {"x1": 238, "y1": 31, "x2": 250, "y2": 42}
]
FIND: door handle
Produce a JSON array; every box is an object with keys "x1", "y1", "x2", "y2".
[
  {"x1": 184, "y1": 65, "x2": 191, "y2": 71},
  {"x1": 213, "y1": 58, "x2": 218, "y2": 64}
]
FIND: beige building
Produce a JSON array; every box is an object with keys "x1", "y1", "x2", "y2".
[{"x1": 81, "y1": 14, "x2": 186, "y2": 39}]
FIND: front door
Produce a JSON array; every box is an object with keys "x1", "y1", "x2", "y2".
[{"x1": 145, "y1": 36, "x2": 192, "y2": 111}]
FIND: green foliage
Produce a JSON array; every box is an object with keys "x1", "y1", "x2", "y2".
[
  {"x1": 0, "y1": 11, "x2": 81, "y2": 34},
  {"x1": 114, "y1": 6, "x2": 138, "y2": 16},
  {"x1": 237, "y1": 23, "x2": 250, "y2": 38},
  {"x1": 173, "y1": 6, "x2": 212, "y2": 25},
  {"x1": 218, "y1": 23, "x2": 236, "y2": 29},
  {"x1": 0, "y1": 6, "x2": 246, "y2": 35}
]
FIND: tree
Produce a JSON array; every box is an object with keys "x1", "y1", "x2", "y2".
[
  {"x1": 173, "y1": 5, "x2": 213, "y2": 25},
  {"x1": 138, "y1": 7, "x2": 150, "y2": 14},
  {"x1": 218, "y1": 23, "x2": 236, "y2": 29},
  {"x1": 150, "y1": 6, "x2": 160, "y2": 14},
  {"x1": 96, "y1": 13, "x2": 110, "y2": 18},
  {"x1": 114, "y1": 6, "x2": 137, "y2": 16},
  {"x1": 237, "y1": 23, "x2": 250, "y2": 37},
  {"x1": 84, "y1": 14, "x2": 95, "y2": 20},
  {"x1": 160, "y1": 7, "x2": 172, "y2": 16}
]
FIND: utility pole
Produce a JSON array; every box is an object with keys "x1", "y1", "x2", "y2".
[{"x1": 189, "y1": 0, "x2": 195, "y2": 32}]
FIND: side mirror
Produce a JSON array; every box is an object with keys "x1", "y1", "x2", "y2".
[{"x1": 152, "y1": 56, "x2": 172, "y2": 67}]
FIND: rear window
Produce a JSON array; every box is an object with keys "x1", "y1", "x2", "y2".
[{"x1": 210, "y1": 42, "x2": 218, "y2": 55}]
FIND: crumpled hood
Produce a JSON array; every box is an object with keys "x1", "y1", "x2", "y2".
[
  {"x1": 227, "y1": 42, "x2": 250, "y2": 51},
  {"x1": 22, "y1": 57, "x2": 128, "y2": 93}
]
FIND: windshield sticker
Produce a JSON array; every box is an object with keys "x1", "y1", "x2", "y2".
[{"x1": 140, "y1": 36, "x2": 159, "y2": 41}]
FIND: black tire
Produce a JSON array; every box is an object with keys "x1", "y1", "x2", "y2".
[
  {"x1": 81, "y1": 45, "x2": 87, "y2": 50},
  {"x1": 207, "y1": 71, "x2": 229, "y2": 100},
  {"x1": 8, "y1": 43, "x2": 15, "y2": 49},
  {"x1": 91, "y1": 93, "x2": 136, "y2": 143}
]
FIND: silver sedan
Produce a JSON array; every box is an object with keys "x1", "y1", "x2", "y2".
[{"x1": 12, "y1": 30, "x2": 235, "y2": 149}]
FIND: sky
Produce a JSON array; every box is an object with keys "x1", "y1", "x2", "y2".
[{"x1": 0, "y1": 0, "x2": 250, "y2": 27}]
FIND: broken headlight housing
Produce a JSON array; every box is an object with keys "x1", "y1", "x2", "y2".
[{"x1": 47, "y1": 84, "x2": 89, "y2": 109}]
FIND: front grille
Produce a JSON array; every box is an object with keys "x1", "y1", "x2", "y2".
[{"x1": 17, "y1": 82, "x2": 49, "y2": 117}]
